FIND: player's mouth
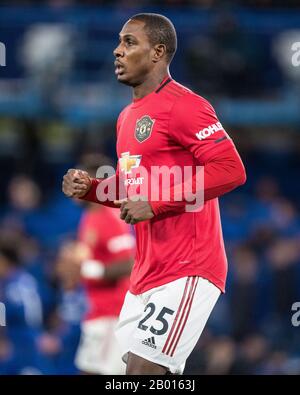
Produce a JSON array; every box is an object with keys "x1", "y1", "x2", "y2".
[{"x1": 114, "y1": 61, "x2": 125, "y2": 76}]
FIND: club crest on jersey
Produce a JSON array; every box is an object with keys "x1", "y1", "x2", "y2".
[
  {"x1": 119, "y1": 152, "x2": 142, "y2": 174},
  {"x1": 135, "y1": 115, "x2": 155, "y2": 143}
]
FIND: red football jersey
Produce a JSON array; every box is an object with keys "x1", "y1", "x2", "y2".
[
  {"x1": 82, "y1": 77, "x2": 246, "y2": 295},
  {"x1": 78, "y1": 206, "x2": 135, "y2": 321},
  {"x1": 116, "y1": 77, "x2": 243, "y2": 294}
]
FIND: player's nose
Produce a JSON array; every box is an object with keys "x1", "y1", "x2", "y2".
[{"x1": 113, "y1": 44, "x2": 124, "y2": 58}]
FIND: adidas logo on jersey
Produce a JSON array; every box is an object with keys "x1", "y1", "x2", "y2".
[
  {"x1": 196, "y1": 122, "x2": 223, "y2": 140},
  {"x1": 142, "y1": 336, "x2": 157, "y2": 349}
]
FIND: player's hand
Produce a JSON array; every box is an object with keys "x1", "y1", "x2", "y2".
[
  {"x1": 114, "y1": 197, "x2": 154, "y2": 225},
  {"x1": 62, "y1": 169, "x2": 92, "y2": 198}
]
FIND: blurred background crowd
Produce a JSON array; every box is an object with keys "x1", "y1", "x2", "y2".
[{"x1": 0, "y1": 1, "x2": 300, "y2": 375}]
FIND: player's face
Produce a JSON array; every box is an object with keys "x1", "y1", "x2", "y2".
[{"x1": 113, "y1": 20, "x2": 155, "y2": 86}]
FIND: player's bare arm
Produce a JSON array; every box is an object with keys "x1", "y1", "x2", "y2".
[{"x1": 62, "y1": 169, "x2": 92, "y2": 198}]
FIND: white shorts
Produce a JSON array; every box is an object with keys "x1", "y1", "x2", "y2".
[
  {"x1": 75, "y1": 317, "x2": 126, "y2": 375},
  {"x1": 115, "y1": 276, "x2": 221, "y2": 374}
]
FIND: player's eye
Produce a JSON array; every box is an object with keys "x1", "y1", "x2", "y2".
[{"x1": 126, "y1": 39, "x2": 135, "y2": 46}]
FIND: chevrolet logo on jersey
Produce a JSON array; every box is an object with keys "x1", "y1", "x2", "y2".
[{"x1": 119, "y1": 152, "x2": 142, "y2": 174}]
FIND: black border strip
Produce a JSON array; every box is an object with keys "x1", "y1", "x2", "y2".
[
  {"x1": 214, "y1": 136, "x2": 228, "y2": 144},
  {"x1": 155, "y1": 77, "x2": 172, "y2": 93}
]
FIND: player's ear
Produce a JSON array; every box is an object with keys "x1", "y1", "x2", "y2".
[{"x1": 152, "y1": 44, "x2": 167, "y2": 63}]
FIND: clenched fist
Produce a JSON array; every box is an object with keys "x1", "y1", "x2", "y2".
[
  {"x1": 62, "y1": 169, "x2": 92, "y2": 198},
  {"x1": 114, "y1": 197, "x2": 154, "y2": 225}
]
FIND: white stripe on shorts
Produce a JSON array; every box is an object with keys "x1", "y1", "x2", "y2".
[{"x1": 162, "y1": 276, "x2": 199, "y2": 356}]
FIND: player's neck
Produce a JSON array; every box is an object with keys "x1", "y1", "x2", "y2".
[{"x1": 133, "y1": 68, "x2": 170, "y2": 100}]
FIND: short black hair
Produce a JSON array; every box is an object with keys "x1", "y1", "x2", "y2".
[{"x1": 130, "y1": 13, "x2": 177, "y2": 64}]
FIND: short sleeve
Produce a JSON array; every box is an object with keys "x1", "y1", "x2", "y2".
[{"x1": 103, "y1": 212, "x2": 135, "y2": 262}]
